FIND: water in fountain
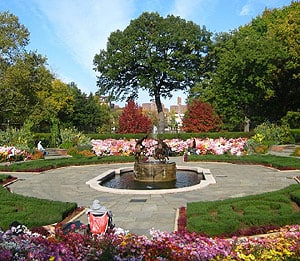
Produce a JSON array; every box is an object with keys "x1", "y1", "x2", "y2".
[{"x1": 101, "y1": 169, "x2": 203, "y2": 190}]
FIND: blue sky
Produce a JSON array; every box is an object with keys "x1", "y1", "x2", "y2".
[{"x1": 0, "y1": 0, "x2": 293, "y2": 108}]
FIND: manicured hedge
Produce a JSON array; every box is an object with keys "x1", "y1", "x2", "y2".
[{"x1": 87, "y1": 131, "x2": 253, "y2": 140}]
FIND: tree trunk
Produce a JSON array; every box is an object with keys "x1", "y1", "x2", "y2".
[{"x1": 154, "y1": 94, "x2": 165, "y2": 134}]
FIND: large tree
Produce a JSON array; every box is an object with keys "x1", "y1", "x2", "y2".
[
  {"x1": 1, "y1": 51, "x2": 54, "y2": 128},
  {"x1": 190, "y1": 2, "x2": 300, "y2": 130},
  {"x1": 0, "y1": 11, "x2": 30, "y2": 128},
  {"x1": 94, "y1": 12, "x2": 212, "y2": 133},
  {"x1": 0, "y1": 11, "x2": 29, "y2": 67}
]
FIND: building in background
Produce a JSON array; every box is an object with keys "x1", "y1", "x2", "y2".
[{"x1": 141, "y1": 97, "x2": 187, "y2": 132}]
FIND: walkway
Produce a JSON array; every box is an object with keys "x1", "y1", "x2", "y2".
[{"x1": 7, "y1": 156, "x2": 300, "y2": 237}]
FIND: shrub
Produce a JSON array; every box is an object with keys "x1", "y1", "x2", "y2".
[
  {"x1": 0, "y1": 122, "x2": 34, "y2": 150},
  {"x1": 60, "y1": 127, "x2": 91, "y2": 149},
  {"x1": 249, "y1": 122, "x2": 293, "y2": 150},
  {"x1": 281, "y1": 111, "x2": 300, "y2": 128},
  {"x1": 117, "y1": 100, "x2": 152, "y2": 134},
  {"x1": 182, "y1": 100, "x2": 222, "y2": 132}
]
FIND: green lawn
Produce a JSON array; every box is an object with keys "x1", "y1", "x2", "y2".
[
  {"x1": 187, "y1": 184, "x2": 300, "y2": 237},
  {"x1": 0, "y1": 184, "x2": 77, "y2": 230}
]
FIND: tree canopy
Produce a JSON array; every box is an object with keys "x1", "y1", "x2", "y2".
[
  {"x1": 182, "y1": 100, "x2": 221, "y2": 132},
  {"x1": 118, "y1": 100, "x2": 152, "y2": 134},
  {"x1": 0, "y1": 11, "x2": 109, "y2": 134},
  {"x1": 94, "y1": 12, "x2": 212, "y2": 133},
  {"x1": 189, "y1": 2, "x2": 300, "y2": 130}
]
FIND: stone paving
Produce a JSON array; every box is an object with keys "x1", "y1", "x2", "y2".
[{"x1": 6, "y1": 155, "x2": 300, "y2": 237}]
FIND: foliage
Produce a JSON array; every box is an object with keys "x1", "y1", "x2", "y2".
[
  {"x1": 187, "y1": 184, "x2": 300, "y2": 237},
  {"x1": 67, "y1": 147, "x2": 95, "y2": 158},
  {"x1": 0, "y1": 11, "x2": 29, "y2": 64},
  {"x1": 0, "y1": 12, "x2": 106, "y2": 133},
  {"x1": 251, "y1": 122, "x2": 293, "y2": 146},
  {"x1": 59, "y1": 127, "x2": 91, "y2": 149},
  {"x1": 0, "y1": 186, "x2": 77, "y2": 230},
  {"x1": 182, "y1": 99, "x2": 222, "y2": 132},
  {"x1": 281, "y1": 110, "x2": 300, "y2": 129},
  {"x1": 190, "y1": 2, "x2": 300, "y2": 130},
  {"x1": 294, "y1": 147, "x2": 300, "y2": 157},
  {"x1": 94, "y1": 12, "x2": 212, "y2": 133},
  {"x1": 117, "y1": 100, "x2": 152, "y2": 134},
  {"x1": 1, "y1": 51, "x2": 54, "y2": 128},
  {"x1": 87, "y1": 131, "x2": 252, "y2": 140},
  {"x1": 0, "y1": 121, "x2": 34, "y2": 150},
  {"x1": 0, "y1": 174, "x2": 11, "y2": 183}
]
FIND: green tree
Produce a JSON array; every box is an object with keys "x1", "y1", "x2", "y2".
[
  {"x1": 1, "y1": 52, "x2": 54, "y2": 128},
  {"x1": 0, "y1": 11, "x2": 29, "y2": 66},
  {"x1": 66, "y1": 83, "x2": 111, "y2": 133},
  {"x1": 94, "y1": 12, "x2": 212, "y2": 133},
  {"x1": 190, "y1": 2, "x2": 300, "y2": 130},
  {"x1": 29, "y1": 78, "x2": 74, "y2": 132},
  {"x1": 0, "y1": 11, "x2": 30, "y2": 128}
]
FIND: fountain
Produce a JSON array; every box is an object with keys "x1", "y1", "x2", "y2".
[
  {"x1": 133, "y1": 136, "x2": 176, "y2": 182},
  {"x1": 86, "y1": 137, "x2": 216, "y2": 194}
]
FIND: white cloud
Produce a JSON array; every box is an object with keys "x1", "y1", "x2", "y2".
[
  {"x1": 32, "y1": 0, "x2": 135, "y2": 73},
  {"x1": 240, "y1": 4, "x2": 252, "y2": 15}
]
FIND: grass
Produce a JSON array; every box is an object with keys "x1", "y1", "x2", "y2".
[
  {"x1": 0, "y1": 153, "x2": 299, "y2": 235},
  {"x1": 0, "y1": 185, "x2": 77, "y2": 230},
  {"x1": 0, "y1": 155, "x2": 135, "y2": 172},
  {"x1": 188, "y1": 154, "x2": 300, "y2": 170},
  {"x1": 187, "y1": 184, "x2": 300, "y2": 237},
  {"x1": 0, "y1": 173, "x2": 11, "y2": 183}
]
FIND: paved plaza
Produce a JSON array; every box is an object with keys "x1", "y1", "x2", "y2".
[{"x1": 7, "y1": 155, "x2": 300, "y2": 237}]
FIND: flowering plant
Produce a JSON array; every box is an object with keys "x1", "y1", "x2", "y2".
[
  {"x1": 0, "y1": 146, "x2": 27, "y2": 162},
  {"x1": 91, "y1": 137, "x2": 248, "y2": 157},
  {"x1": 0, "y1": 225, "x2": 299, "y2": 260}
]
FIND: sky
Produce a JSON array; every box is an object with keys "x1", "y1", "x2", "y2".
[{"x1": 0, "y1": 0, "x2": 293, "y2": 108}]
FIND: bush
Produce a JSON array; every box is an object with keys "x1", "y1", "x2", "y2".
[
  {"x1": 281, "y1": 111, "x2": 300, "y2": 128},
  {"x1": 0, "y1": 123, "x2": 34, "y2": 150},
  {"x1": 291, "y1": 129, "x2": 300, "y2": 143},
  {"x1": 250, "y1": 122, "x2": 293, "y2": 149},
  {"x1": 60, "y1": 127, "x2": 91, "y2": 149}
]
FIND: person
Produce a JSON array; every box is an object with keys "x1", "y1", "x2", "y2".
[
  {"x1": 86, "y1": 199, "x2": 114, "y2": 229},
  {"x1": 7, "y1": 146, "x2": 16, "y2": 161},
  {"x1": 86, "y1": 199, "x2": 111, "y2": 216},
  {"x1": 37, "y1": 141, "x2": 47, "y2": 155},
  {"x1": 192, "y1": 138, "x2": 197, "y2": 154}
]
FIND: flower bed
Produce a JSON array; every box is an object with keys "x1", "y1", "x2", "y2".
[
  {"x1": 0, "y1": 146, "x2": 27, "y2": 162},
  {"x1": 0, "y1": 225, "x2": 299, "y2": 260},
  {"x1": 91, "y1": 137, "x2": 248, "y2": 157}
]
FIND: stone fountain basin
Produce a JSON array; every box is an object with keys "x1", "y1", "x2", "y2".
[{"x1": 86, "y1": 165, "x2": 216, "y2": 195}]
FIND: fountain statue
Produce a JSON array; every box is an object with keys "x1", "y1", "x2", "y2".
[{"x1": 134, "y1": 137, "x2": 176, "y2": 182}]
